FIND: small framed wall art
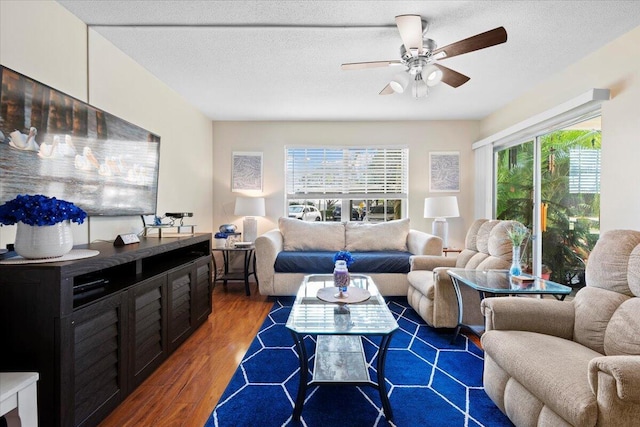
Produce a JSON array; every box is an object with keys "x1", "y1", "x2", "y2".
[
  {"x1": 429, "y1": 151, "x2": 460, "y2": 192},
  {"x1": 232, "y1": 151, "x2": 263, "y2": 192}
]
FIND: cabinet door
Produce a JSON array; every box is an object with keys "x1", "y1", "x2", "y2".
[
  {"x1": 167, "y1": 263, "x2": 194, "y2": 352},
  {"x1": 129, "y1": 274, "x2": 167, "y2": 389},
  {"x1": 193, "y1": 255, "x2": 213, "y2": 325},
  {"x1": 70, "y1": 292, "x2": 127, "y2": 427}
]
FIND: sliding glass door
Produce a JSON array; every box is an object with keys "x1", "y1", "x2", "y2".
[{"x1": 495, "y1": 116, "x2": 601, "y2": 287}]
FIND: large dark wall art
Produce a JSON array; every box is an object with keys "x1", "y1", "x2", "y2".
[{"x1": 0, "y1": 66, "x2": 161, "y2": 216}]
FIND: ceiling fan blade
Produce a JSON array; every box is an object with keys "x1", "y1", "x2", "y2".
[
  {"x1": 434, "y1": 64, "x2": 470, "y2": 88},
  {"x1": 379, "y1": 84, "x2": 395, "y2": 95},
  {"x1": 433, "y1": 27, "x2": 507, "y2": 60},
  {"x1": 341, "y1": 60, "x2": 402, "y2": 71},
  {"x1": 395, "y1": 14, "x2": 424, "y2": 55}
]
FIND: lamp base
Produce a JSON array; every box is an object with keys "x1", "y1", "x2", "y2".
[
  {"x1": 432, "y1": 218, "x2": 449, "y2": 249},
  {"x1": 243, "y1": 217, "x2": 258, "y2": 243}
]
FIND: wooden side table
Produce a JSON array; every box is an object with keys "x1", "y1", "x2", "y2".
[
  {"x1": 212, "y1": 246, "x2": 258, "y2": 296},
  {"x1": 443, "y1": 248, "x2": 462, "y2": 257},
  {"x1": 0, "y1": 372, "x2": 39, "y2": 427}
]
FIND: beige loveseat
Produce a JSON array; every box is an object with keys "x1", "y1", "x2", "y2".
[
  {"x1": 481, "y1": 229, "x2": 640, "y2": 427},
  {"x1": 407, "y1": 219, "x2": 522, "y2": 328},
  {"x1": 255, "y1": 217, "x2": 442, "y2": 296}
]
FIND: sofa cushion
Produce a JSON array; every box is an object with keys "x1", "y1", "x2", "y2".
[
  {"x1": 483, "y1": 330, "x2": 600, "y2": 427},
  {"x1": 488, "y1": 221, "x2": 518, "y2": 259},
  {"x1": 573, "y1": 286, "x2": 630, "y2": 354},
  {"x1": 455, "y1": 249, "x2": 476, "y2": 268},
  {"x1": 475, "y1": 220, "x2": 500, "y2": 254},
  {"x1": 604, "y1": 298, "x2": 640, "y2": 356},
  {"x1": 274, "y1": 251, "x2": 413, "y2": 274},
  {"x1": 465, "y1": 252, "x2": 489, "y2": 269},
  {"x1": 628, "y1": 244, "x2": 640, "y2": 297},
  {"x1": 586, "y1": 229, "x2": 640, "y2": 297},
  {"x1": 278, "y1": 217, "x2": 345, "y2": 251},
  {"x1": 476, "y1": 256, "x2": 511, "y2": 271},
  {"x1": 464, "y1": 219, "x2": 488, "y2": 251},
  {"x1": 345, "y1": 218, "x2": 409, "y2": 252}
]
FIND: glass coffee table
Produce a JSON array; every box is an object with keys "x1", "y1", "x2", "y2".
[
  {"x1": 285, "y1": 274, "x2": 398, "y2": 422},
  {"x1": 447, "y1": 268, "x2": 572, "y2": 342}
]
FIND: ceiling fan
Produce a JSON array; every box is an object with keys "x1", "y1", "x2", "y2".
[{"x1": 341, "y1": 15, "x2": 507, "y2": 97}]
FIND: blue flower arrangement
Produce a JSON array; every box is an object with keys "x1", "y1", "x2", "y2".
[
  {"x1": 333, "y1": 250, "x2": 355, "y2": 267},
  {"x1": 214, "y1": 232, "x2": 228, "y2": 239},
  {"x1": 0, "y1": 194, "x2": 87, "y2": 226}
]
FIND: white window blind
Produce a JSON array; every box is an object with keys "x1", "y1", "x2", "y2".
[
  {"x1": 285, "y1": 147, "x2": 408, "y2": 199},
  {"x1": 569, "y1": 147, "x2": 601, "y2": 194}
]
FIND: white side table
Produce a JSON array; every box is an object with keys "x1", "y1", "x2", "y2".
[{"x1": 0, "y1": 372, "x2": 39, "y2": 427}]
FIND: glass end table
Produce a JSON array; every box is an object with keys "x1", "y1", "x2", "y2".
[{"x1": 447, "y1": 268, "x2": 572, "y2": 343}]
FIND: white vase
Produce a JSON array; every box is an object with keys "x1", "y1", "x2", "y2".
[{"x1": 14, "y1": 221, "x2": 74, "y2": 259}]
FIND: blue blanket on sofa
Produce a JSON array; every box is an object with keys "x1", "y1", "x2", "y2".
[{"x1": 274, "y1": 251, "x2": 413, "y2": 274}]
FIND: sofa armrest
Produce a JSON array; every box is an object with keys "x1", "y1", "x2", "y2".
[
  {"x1": 481, "y1": 297, "x2": 575, "y2": 338},
  {"x1": 407, "y1": 229, "x2": 443, "y2": 256},
  {"x1": 410, "y1": 255, "x2": 456, "y2": 271},
  {"x1": 589, "y1": 356, "x2": 640, "y2": 403},
  {"x1": 254, "y1": 229, "x2": 283, "y2": 295},
  {"x1": 429, "y1": 267, "x2": 463, "y2": 327}
]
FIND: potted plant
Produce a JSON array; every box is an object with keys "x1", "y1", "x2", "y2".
[{"x1": 0, "y1": 194, "x2": 87, "y2": 259}]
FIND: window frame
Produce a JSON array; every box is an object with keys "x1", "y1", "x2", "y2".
[{"x1": 284, "y1": 146, "x2": 409, "y2": 222}]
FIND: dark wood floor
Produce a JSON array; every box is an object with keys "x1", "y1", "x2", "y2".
[{"x1": 98, "y1": 281, "x2": 271, "y2": 427}]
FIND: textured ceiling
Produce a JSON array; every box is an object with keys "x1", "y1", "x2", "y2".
[{"x1": 57, "y1": 1, "x2": 640, "y2": 121}]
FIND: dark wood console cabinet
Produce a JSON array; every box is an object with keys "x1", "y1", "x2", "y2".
[{"x1": 0, "y1": 234, "x2": 213, "y2": 427}]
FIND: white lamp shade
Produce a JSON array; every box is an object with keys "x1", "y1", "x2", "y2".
[
  {"x1": 389, "y1": 73, "x2": 410, "y2": 93},
  {"x1": 424, "y1": 196, "x2": 460, "y2": 219},
  {"x1": 421, "y1": 64, "x2": 443, "y2": 87},
  {"x1": 234, "y1": 197, "x2": 266, "y2": 217}
]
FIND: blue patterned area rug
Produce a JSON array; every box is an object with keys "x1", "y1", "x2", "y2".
[{"x1": 205, "y1": 297, "x2": 512, "y2": 427}]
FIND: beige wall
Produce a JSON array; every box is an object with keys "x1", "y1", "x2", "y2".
[
  {"x1": 480, "y1": 25, "x2": 640, "y2": 232},
  {"x1": 212, "y1": 121, "x2": 479, "y2": 249},
  {"x1": 0, "y1": 0, "x2": 213, "y2": 247}
]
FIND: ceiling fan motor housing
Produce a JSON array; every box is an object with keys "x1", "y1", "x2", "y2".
[{"x1": 400, "y1": 38, "x2": 437, "y2": 61}]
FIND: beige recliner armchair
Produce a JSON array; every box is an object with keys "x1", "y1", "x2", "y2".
[
  {"x1": 481, "y1": 229, "x2": 640, "y2": 427},
  {"x1": 407, "y1": 219, "x2": 522, "y2": 328}
]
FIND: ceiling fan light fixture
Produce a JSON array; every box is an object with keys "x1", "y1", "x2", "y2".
[
  {"x1": 422, "y1": 64, "x2": 443, "y2": 87},
  {"x1": 412, "y1": 78, "x2": 429, "y2": 98},
  {"x1": 389, "y1": 72, "x2": 410, "y2": 93}
]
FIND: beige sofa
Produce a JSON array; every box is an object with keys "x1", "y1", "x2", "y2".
[
  {"x1": 407, "y1": 219, "x2": 522, "y2": 328},
  {"x1": 481, "y1": 229, "x2": 640, "y2": 427},
  {"x1": 255, "y1": 217, "x2": 442, "y2": 296}
]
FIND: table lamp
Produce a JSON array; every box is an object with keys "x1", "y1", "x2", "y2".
[
  {"x1": 234, "y1": 197, "x2": 266, "y2": 243},
  {"x1": 424, "y1": 196, "x2": 459, "y2": 248}
]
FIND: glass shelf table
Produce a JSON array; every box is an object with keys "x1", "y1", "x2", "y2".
[
  {"x1": 447, "y1": 268, "x2": 572, "y2": 343},
  {"x1": 285, "y1": 274, "x2": 398, "y2": 422}
]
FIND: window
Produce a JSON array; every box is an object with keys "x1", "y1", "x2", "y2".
[
  {"x1": 285, "y1": 147, "x2": 408, "y2": 222},
  {"x1": 569, "y1": 147, "x2": 601, "y2": 194}
]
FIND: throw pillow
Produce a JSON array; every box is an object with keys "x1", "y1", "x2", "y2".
[
  {"x1": 278, "y1": 217, "x2": 345, "y2": 251},
  {"x1": 345, "y1": 218, "x2": 409, "y2": 252}
]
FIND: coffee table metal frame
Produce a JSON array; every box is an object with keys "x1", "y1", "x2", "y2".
[
  {"x1": 285, "y1": 274, "x2": 398, "y2": 422},
  {"x1": 447, "y1": 268, "x2": 572, "y2": 343}
]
